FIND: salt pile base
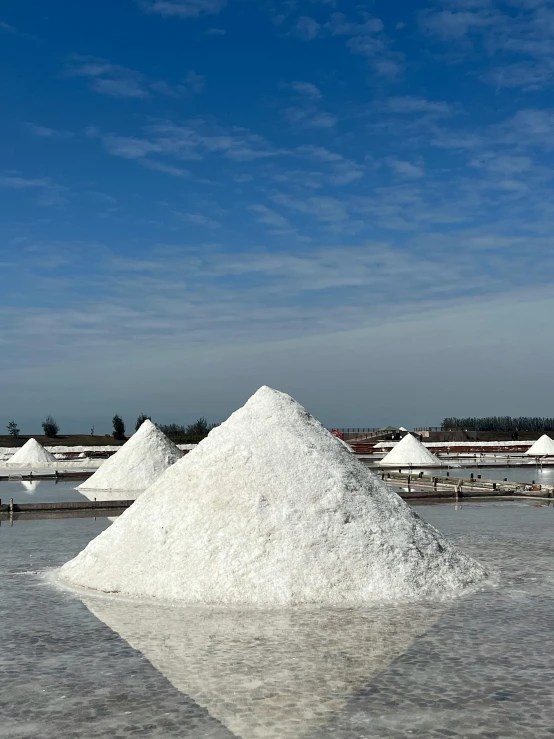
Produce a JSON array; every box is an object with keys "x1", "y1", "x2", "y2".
[
  {"x1": 61, "y1": 387, "x2": 486, "y2": 605},
  {"x1": 525, "y1": 434, "x2": 554, "y2": 456},
  {"x1": 380, "y1": 432, "x2": 443, "y2": 467},
  {"x1": 78, "y1": 419, "x2": 183, "y2": 493},
  {"x1": 8, "y1": 439, "x2": 56, "y2": 465}
]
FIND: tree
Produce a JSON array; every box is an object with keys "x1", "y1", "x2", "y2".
[
  {"x1": 112, "y1": 414, "x2": 126, "y2": 440},
  {"x1": 6, "y1": 420, "x2": 19, "y2": 437},
  {"x1": 135, "y1": 413, "x2": 151, "y2": 431},
  {"x1": 42, "y1": 416, "x2": 59, "y2": 438},
  {"x1": 185, "y1": 417, "x2": 211, "y2": 436}
]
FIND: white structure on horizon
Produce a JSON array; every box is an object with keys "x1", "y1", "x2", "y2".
[
  {"x1": 524, "y1": 434, "x2": 554, "y2": 457},
  {"x1": 380, "y1": 432, "x2": 442, "y2": 467}
]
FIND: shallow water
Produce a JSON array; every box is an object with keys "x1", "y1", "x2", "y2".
[
  {"x1": 1, "y1": 500, "x2": 553, "y2": 738},
  {"x1": 0, "y1": 479, "x2": 87, "y2": 503},
  {"x1": 453, "y1": 465, "x2": 554, "y2": 485}
]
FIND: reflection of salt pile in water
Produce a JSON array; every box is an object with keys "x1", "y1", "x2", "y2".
[
  {"x1": 78, "y1": 419, "x2": 182, "y2": 495},
  {"x1": 380, "y1": 432, "x2": 442, "y2": 467},
  {"x1": 20, "y1": 480, "x2": 41, "y2": 494},
  {"x1": 82, "y1": 596, "x2": 444, "y2": 739},
  {"x1": 525, "y1": 434, "x2": 554, "y2": 457},
  {"x1": 61, "y1": 386, "x2": 485, "y2": 604},
  {"x1": 8, "y1": 439, "x2": 56, "y2": 465}
]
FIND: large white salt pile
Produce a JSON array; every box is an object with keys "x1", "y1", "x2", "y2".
[
  {"x1": 61, "y1": 387, "x2": 486, "y2": 605},
  {"x1": 380, "y1": 433, "x2": 443, "y2": 467},
  {"x1": 8, "y1": 439, "x2": 56, "y2": 465},
  {"x1": 78, "y1": 419, "x2": 182, "y2": 493},
  {"x1": 525, "y1": 434, "x2": 554, "y2": 456}
]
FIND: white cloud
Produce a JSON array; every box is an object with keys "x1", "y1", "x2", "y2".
[
  {"x1": 179, "y1": 212, "x2": 221, "y2": 227},
  {"x1": 139, "y1": 0, "x2": 226, "y2": 18},
  {"x1": 25, "y1": 123, "x2": 74, "y2": 139},
  {"x1": 140, "y1": 160, "x2": 191, "y2": 177},
  {"x1": 288, "y1": 81, "x2": 322, "y2": 99},
  {"x1": 293, "y1": 16, "x2": 321, "y2": 40},
  {"x1": 65, "y1": 56, "x2": 204, "y2": 98},
  {"x1": 384, "y1": 96, "x2": 453, "y2": 115},
  {"x1": 284, "y1": 106, "x2": 337, "y2": 129},
  {"x1": 249, "y1": 204, "x2": 292, "y2": 231},
  {"x1": 386, "y1": 157, "x2": 425, "y2": 178},
  {"x1": 324, "y1": 11, "x2": 404, "y2": 77}
]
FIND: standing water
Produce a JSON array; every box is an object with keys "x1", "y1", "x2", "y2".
[{"x1": 1, "y1": 485, "x2": 553, "y2": 738}]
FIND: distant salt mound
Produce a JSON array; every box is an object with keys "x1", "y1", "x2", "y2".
[
  {"x1": 380, "y1": 433, "x2": 442, "y2": 467},
  {"x1": 78, "y1": 420, "x2": 182, "y2": 493},
  {"x1": 61, "y1": 387, "x2": 486, "y2": 605},
  {"x1": 8, "y1": 439, "x2": 56, "y2": 465},
  {"x1": 525, "y1": 434, "x2": 554, "y2": 456}
]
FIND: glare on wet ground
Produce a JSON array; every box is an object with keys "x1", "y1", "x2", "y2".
[{"x1": 1, "y1": 488, "x2": 553, "y2": 738}]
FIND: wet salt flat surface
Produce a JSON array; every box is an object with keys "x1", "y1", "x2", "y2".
[{"x1": 1, "y1": 495, "x2": 553, "y2": 738}]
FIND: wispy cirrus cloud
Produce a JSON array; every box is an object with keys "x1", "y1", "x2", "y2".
[
  {"x1": 0, "y1": 173, "x2": 68, "y2": 206},
  {"x1": 64, "y1": 56, "x2": 205, "y2": 98},
  {"x1": 248, "y1": 204, "x2": 293, "y2": 233},
  {"x1": 138, "y1": 0, "x2": 227, "y2": 18},
  {"x1": 292, "y1": 16, "x2": 321, "y2": 40},
  {"x1": 325, "y1": 11, "x2": 404, "y2": 77},
  {"x1": 283, "y1": 79, "x2": 336, "y2": 129},
  {"x1": 383, "y1": 96, "x2": 453, "y2": 116},
  {"x1": 420, "y1": 0, "x2": 554, "y2": 90},
  {"x1": 286, "y1": 80, "x2": 322, "y2": 99},
  {"x1": 385, "y1": 157, "x2": 425, "y2": 178},
  {"x1": 86, "y1": 119, "x2": 281, "y2": 174},
  {"x1": 25, "y1": 122, "x2": 74, "y2": 139}
]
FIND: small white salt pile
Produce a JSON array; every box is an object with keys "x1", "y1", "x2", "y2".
[
  {"x1": 380, "y1": 433, "x2": 442, "y2": 467},
  {"x1": 8, "y1": 438, "x2": 56, "y2": 465},
  {"x1": 525, "y1": 434, "x2": 554, "y2": 456},
  {"x1": 61, "y1": 386, "x2": 485, "y2": 604},
  {"x1": 78, "y1": 419, "x2": 182, "y2": 494}
]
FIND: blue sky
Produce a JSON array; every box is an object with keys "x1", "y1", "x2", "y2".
[{"x1": 2, "y1": 0, "x2": 554, "y2": 433}]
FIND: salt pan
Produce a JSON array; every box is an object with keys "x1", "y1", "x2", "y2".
[
  {"x1": 8, "y1": 439, "x2": 56, "y2": 465},
  {"x1": 61, "y1": 387, "x2": 486, "y2": 605},
  {"x1": 78, "y1": 419, "x2": 182, "y2": 493},
  {"x1": 380, "y1": 432, "x2": 443, "y2": 467}
]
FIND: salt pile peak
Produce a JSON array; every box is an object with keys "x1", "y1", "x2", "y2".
[
  {"x1": 525, "y1": 434, "x2": 554, "y2": 456},
  {"x1": 78, "y1": 419, "x2": 183, "y2": 493},
  {"x1": 380, "y1": 433, "x2": 442, "y2": 467},
  {"x1": 8, "y1": 438, "x2": 56, "y2": 465},
  {"x1": 61, "y1": 386, "x2": 486, "y2": 605}
]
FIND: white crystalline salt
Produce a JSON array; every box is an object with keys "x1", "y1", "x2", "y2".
[
  {"x1": 8, "y1": 438, "x2": 56, "y2": 465},
  {"x1": 61, "y1": 386, "x2": 486, "y2": 605},
  {"x1": 78, "y1": 419, "x2": 183, "y2": 493},
  {"x1": 380, "y1": 433, "x2": 443, "y2": 467},
  {"x1": 524, "y1": 434, "x2": 554, "y2": 456}
]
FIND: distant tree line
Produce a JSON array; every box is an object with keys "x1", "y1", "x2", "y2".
[
  {"x1": 442, "y1": 417, "x2": 554, "y2": 432},
  {"x1": 158, "y1": 417, "x2": 217, "y2": 442},
  {"x1": 3, "y1": 414, "x2": 217, "y2": 443}
]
